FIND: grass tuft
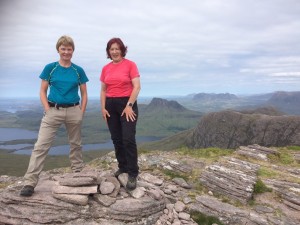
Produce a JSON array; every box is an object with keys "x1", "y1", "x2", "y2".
[
  {"x1": 178, "y1": 147, "x2": 234, "y2": 161},
  {"x1": 254, "y1": 178, "x2": 272, "y2": 194},
  {"x1": 190, "y1": 211, "x2": 224, "y2": 225}
]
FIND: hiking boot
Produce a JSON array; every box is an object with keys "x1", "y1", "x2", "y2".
[
  {"x1": 126, "y1": 176, "x2": 137, "y2": 190},
  {"x1": 114, "y1": 169, "x2": 126, "y2": 177},
  {"x1": 20, "y1": 185, "x2": 34, "y2": 197}
]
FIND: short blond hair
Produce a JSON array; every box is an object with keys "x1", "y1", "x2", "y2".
[{"x1": 56, "y1": 35, "x2": 75, "y2": 51}]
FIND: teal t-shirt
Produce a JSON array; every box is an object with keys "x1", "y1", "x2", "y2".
[{"x1": 39, "y1": 62, "x2": 89, "y2": 104}]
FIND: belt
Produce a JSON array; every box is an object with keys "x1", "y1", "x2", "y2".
[{"x1": 48, "y1": 102, "x2": 79, "y2": 109}]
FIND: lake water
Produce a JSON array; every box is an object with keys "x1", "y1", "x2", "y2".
[
  {"x1": 0, "y1": 128, "x2": 38, "y2": 141},
  {"x1": 0, "y1": 128, "x2": 160, "y2": 155}
]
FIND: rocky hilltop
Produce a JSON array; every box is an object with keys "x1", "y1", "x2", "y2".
[
  {"x1": 186, "y1": 110, "x2": 300, "y2": 149},
  {"x1": 1, "y1": 144, "x2": 300, "y2": 225}
]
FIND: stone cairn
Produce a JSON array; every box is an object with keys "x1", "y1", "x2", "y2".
[
  {"x1": 0, "y1": 168, "x2": 198, "y2": 225},
  {"x1": 53, "y1": 171, "x2": 198, "y2": 225}
]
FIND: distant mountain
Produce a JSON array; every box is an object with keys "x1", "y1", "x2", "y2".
[
  {"x1": 138, "y1": 98, "x2": 203, "y2": 138},
  {"x1": 145, "y1": 97, "x2": 187, "y2": 112},
  {"x1": 192, "y1": 93, "x2": 238, "y2": 101},
  {"x1": 167, "y1": 91, "x2": 300, "y2": 115},
  {"x1": 268, "y1": 91, "x2": 300, "y2": 104},
  {"x1": 263, "y1": 91, "x2": 300, "y2": 115}
]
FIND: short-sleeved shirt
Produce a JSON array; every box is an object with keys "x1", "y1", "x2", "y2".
[
  {"x1": 100, "y1": 59, "x2": 140, "y2": 97},
  {"x1": 40, "y1": 62, "x2": 89, "y2": 104}
]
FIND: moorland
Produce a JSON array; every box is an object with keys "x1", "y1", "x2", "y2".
[{"x1": 0, "y1": 91, "x2": 299, "y2": 176}]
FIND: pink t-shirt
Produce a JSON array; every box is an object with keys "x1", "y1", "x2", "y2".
[{"x1": 100, "y1": 59, "x2": 140, "y2": 97}]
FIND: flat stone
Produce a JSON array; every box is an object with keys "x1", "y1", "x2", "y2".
[
  {"x1": 52, "y1": 185, "x2": 98, "y2": 195},
  {"x1": 140, "y1": 173, "x2": 163, "y2": 186},
  {"x1": 53, "y1": 193, "x2": 89, "y2": 205},
  {"x1": 93, "y1": 194, "x2": 116, "y2": 207}
]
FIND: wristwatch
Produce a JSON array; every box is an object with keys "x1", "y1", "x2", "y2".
[{"x1": 127, "y1": 102, "x2": 133, "y2": 107}]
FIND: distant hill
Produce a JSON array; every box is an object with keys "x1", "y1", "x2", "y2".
[
  {"x1": 145, "y1": 97, "x2": 187, "y2": 112},
  {"x1": 193, "y1": 93, "x2": 238, "y2": 101},
  {"x1": 142, "y1": 107, "x2": 300, "y2": 150},
  {"x1": 265, "y1": 91, "x2": 300, "y2": 115},
  {"x1": 138, "y1": 98, "x2": 203, "y2": 138},
  {"x1": 167, "y1": 91, "x2": 300, "y2": 115}
]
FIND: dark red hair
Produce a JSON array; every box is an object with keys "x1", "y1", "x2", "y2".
[{"x1": 106, "y1": 38, "x2": 128, "y2": 59}]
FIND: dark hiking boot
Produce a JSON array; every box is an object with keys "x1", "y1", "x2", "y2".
[
  {"x1": 20, "y1": 185, "x2": 34, "y2": 197},
  {"x1": 126, "y1": 176, "x2": 137, "y2": 190},
  {"x1": 114, "y1": 169, "x2": 126, "y2": 178}
]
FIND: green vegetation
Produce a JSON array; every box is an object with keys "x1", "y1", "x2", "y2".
[
  {"x1": 287, "y1": 146, "x2": 300, "y2": 151},
  {"x1": 178, "y1": 147, "x2": 234, "y2": 161},
  {"x1": 268, "y1": 148, "x2": 298, "y2": 166},
  {"x1": 257, "y1": 166, "x2": 279, "y2": 178},
  {"x1": 161, "y1": 169, "x2": 189, "y2": 181},
  {"x1": 0, "y1": 150, "x2": 109, "y2": 177},
  {"x1": 190, "y1": 211, "x2": 224, "y2": 225},
  {"x1": 139, "y1": 129, "x2": 192, "y2": 151},
  {"x1": 253, "y1": 178, "x2": 272, "y2": 194}
]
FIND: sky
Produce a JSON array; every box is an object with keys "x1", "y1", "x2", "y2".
[{"x1": 0, "y1": 0, "x2": 300, "y2": 98}]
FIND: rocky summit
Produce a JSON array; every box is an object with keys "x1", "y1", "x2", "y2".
[{"x1": 0, "y1": 145, "x2": 300, "y2": 225}]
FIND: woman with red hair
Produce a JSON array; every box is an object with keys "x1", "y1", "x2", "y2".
[{"x1": 100, "y1": 38, "x2": 141, "y2": 190}]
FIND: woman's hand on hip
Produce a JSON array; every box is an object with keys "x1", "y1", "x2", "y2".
[
  {"x1": 122, "y1": 106, "x2": 136, "y2": 122},
  {"x1": 102, "y1": 108, "x2": 110, "y2": 122}
]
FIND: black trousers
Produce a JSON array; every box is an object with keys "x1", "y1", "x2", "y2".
[{"x1": 105, "y1": 97, "x2": 139, "y2": 177}]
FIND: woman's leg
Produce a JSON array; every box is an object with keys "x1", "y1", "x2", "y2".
[
  {"x1": 23, "y1": 108, "x2": 62, "y2": 187},
  {"x1": 65, "y1": 105, "x2": 84, "y2": 172}
]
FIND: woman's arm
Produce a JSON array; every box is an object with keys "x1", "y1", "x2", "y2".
[
  {"x1": 100, "y1": 82, "x2": 110, "y2": 122},
  {"x1": 127, "y1": 77, "x2": 141, "y2": 105},
  {"x1": 40, "y1": 80, "x2": 50, "y2": 112},
  {"x1": 79, "y1": 83, "x2": 88, "y2": 113},
  {"x1": 122, "y1": 77, "x2": 141, "y2": 122}
]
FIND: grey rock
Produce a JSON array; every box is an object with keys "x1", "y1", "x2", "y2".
[
  {"x1": 200, "y1": 157, "x2": 259, "y2": 204},
  {"x1": 131, "y1": 187, "x2": 145, "y2": 198},
  {"x1": 147, "y1": 189, "x2": 162, "y2": 200},
  {"x1": 52, "y1": 184, "x2": 98, "y2": 195},
  {"x1": 140, "y1": 173, "x2": 164, "y2": 186},
  {"x1": 106, "y1": 176, "x2": 121, "y2": 197},
  {"x1": 174, "y1": 201, "x2": 185, "y2": 212},
  {"x1": 53, "y1": 193, "x2": 89, "y2": 205},
  {"x1": 109, "y1": 197, "x2": 165, "y2": 221},
  {"x1": 172, "y1": 177, "x2": 191, "y2": 189},
  {"x1": 178, "y1": 212, "x2": 190, "y2": 220},
  {"x1": 59, "y1": 177, "x2": 97, "y2": 186},
  {"x1": 93, "y1": 194, "x2": 116, "y2": 207},
  {"x1": 99, "y1": 181, "x2": 115, "y2": 195}
]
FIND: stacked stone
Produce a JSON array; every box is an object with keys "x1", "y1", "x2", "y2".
[{"x1": 52, "y1": 172, "x2": 99, "y2": 205}]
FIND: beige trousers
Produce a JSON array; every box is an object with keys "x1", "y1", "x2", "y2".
[{"x1": 24, "y1": 105, "x2": 84, "y2": 187}]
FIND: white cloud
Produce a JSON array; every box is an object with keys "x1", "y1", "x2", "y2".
[{"x1": 0, "y1": 0, "x2": 300, "y2": 97}]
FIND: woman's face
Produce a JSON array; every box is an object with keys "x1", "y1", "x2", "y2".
[
  {"x1": 58, "y1": 44, "x2": 73, "y2": 61},
  {"x1": 109, "y1": 43, "x2": 122, "y2": 63}
]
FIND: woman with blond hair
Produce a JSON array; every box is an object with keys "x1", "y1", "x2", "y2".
[{"x1": 20, "y1": 35, "x2": 89, "y2": 197}]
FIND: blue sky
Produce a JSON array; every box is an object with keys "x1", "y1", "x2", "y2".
[{"x1": 0, "y1": 0, "x2": 300, "y2": 98}]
